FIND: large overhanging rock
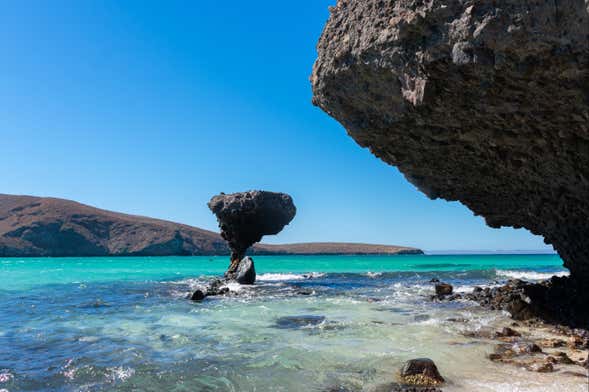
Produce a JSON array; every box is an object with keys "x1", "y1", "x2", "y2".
[
  {"x1": 312, "y1": 0, "x2": 589, "y2": 280},
  {"x1": 208, "y1": 190, "x2": 296, "y2": 272}
]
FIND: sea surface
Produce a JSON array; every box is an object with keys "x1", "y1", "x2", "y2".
[{"x1": 0, "y1": 254, "x2": 586, "y2": 392}]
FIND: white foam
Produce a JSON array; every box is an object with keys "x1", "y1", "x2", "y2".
[
  {"x1": 106, "y1": 366, "x2": 135, "y2": 382},
  {"x1": 497, "y1": 270, "x2": 569, "y2": 281},
  {"x1": 366, "y1": 271, "x2": 382, "y2": 278},
  {"x1": 257, "y1": 272, "x2": 325, "y2": 281}
]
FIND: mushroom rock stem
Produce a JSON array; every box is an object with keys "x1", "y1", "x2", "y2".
[
  {"x1": 311, "y1": 0, "x2": 589, "y2": 281},
  {"x1": 208, "y1": 190, "x2": 296, "y2": 278}
]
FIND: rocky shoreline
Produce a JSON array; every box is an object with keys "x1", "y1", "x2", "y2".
[{"x1": 429, "y1": 278, "x2": 589, "y2": 388}]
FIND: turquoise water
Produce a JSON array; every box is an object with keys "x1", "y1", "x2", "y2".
[
  {"x1": 0, "y1": 254, "x2": 565, "y2": 291},
  {"x1": 2, "y1": 254, "x2": 585, "y2": 392}
]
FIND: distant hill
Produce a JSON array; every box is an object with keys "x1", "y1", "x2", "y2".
[{"x1": 0, "y1": 194, "x2": 422, "y2": 257}]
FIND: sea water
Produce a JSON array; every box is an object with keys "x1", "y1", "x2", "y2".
[{"x1": 0, "y1": 254, "x2": 586, "y2": 391}]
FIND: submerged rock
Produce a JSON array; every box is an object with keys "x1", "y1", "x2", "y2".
[
  {"x1": 274, "y1": 315, "x2": 326, "y2": 329},
  {"x1": 399, "y1": 358, "x2": 445, "y2": 386},
  {"x1": 208, "y1": 190, "x2": 296, "y2": 273},
  {"x1": 312, "y1": 0, "x2": 589, "y2": 308}
]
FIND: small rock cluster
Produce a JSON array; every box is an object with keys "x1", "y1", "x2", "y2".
[{"x1": 189, "y1": 256, "x2": 256, "y2": 301}]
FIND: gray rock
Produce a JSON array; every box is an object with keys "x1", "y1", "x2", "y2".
[
  {"x1": 311, "y1": 0, "x2": 589, "y2": 283},
  {"x1": 234, "y1": 256, "x2": 256, "y2": 285}
]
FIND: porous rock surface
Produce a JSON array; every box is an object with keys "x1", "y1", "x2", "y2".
[
  {"x1": 208, "y1": 190, "x2": 296, "y2": 271},
  {"x1": 312, "y1": 1, "x2": 589, "y2": 280}
]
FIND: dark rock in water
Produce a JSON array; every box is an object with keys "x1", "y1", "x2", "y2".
[
  {"x1": 434, "y1": 283, "x2": 453, "y2": 297},
  {"x1": 400, "y1": 358, "x2": 444, "y2": 386},
  {"x1": 206, "y1": 279, "x2": 230, "y2": 296},
  {"x1": 312, "y1": 0, "x2": 589, "y2": 304},
  {"x1": 464, "y1": 277, "x2": 589, "y2": 328},
  {"x1": 429, "y1": 278, "x2": 440, "y2": 283},
  {"x1": 208, "y1": 190, "x2": 296, "y2": 273},
  {"x1": 231, "y1": 256, "x2": 256, "y2": 285},
  {"x1": 190, "y1": 289, "x2": 206, "y2": 301},
  {"x1": 275, "y1": 315, "x2": 326, "y2": 329}
]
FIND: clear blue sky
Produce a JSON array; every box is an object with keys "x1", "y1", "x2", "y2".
[{"x1": 0, "y1": 1, "x2": 553, "y2": 252}]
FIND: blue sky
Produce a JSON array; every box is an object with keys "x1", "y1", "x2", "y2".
[{"x1": 0, "y1": 1, "x2": 553, "y2": 252}]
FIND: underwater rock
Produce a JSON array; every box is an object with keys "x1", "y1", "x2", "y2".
[
  {"x1": 208, "y1": 190, "x2": 296, "y2": 273},
  {"x1": 274, "y1": 315, "x2": 326, "y2": 329},
  {"x1": 399, "y1": 358, "x2": 445, "y2": 386}
]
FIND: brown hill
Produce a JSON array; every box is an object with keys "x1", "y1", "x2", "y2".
[{"x1": 0, "y1": 194, "x2": 422, "y2": 257}]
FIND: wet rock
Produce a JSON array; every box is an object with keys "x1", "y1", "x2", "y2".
[
  {"x1": 399, "y1": 358, "x2": 444, "y2": 386},
  {"x1": 275, "y1": 315, "x2": 326, "y2": 329},
  {"x1": 233, "y1": 256, "x2": 256, "y2": 285},
  {"x1": 208, "y1": 190, "x2": 296, "y2": 274},
  {"x1": 495, "y1": 327, "x2": 521, "y2": 338},
  {"x1": 527, "y1": 362, "x2": 554, "y2": 373},
  {"x1": 434, "y1": 283, "x2": 453, "y2": 297},
  {"x1": 537, "y1": 338, "x2": 566, "y2": 348},
  {"x1": 190, "y1": 289, "x2": 206, "y2": 301},
  {"x1": 554, "y1": 352, "x2": 575, "y2": 365},
  {"x1": 206, "y1": 279, "x2": 230, "y2": 296},
  {"x1": 463, "y1": 277, "x2": 589, "y2": 327},
  {"x1": 512, "y1": 342, "x2": 542, "y2": 354}
]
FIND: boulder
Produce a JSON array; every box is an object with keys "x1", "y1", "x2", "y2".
[
  {"x1": 234, "y1": 256, "x2": 256, "y2": 285},
  {"x1": 434, "y1": 283, "x2": 453, "y2": 297},
  {"x1": 190, "y1": 289, "x2": 206, "y2": 301},
  {"x1": 400, "y1": 358, "x2": 445, "y2": 386},
  {"x1": 311, "y1": 0, "x2": 589, "y2": 304}
]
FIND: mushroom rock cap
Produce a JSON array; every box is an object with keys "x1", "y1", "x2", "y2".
[{"x1": 208, "y1": 190, "x2": 296, "y2": 260}]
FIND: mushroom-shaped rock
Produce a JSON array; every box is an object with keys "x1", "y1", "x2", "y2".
[
  {"x1": 208, "y1": 190, "x2": 296, "y2": 273},
  {"x1": 312, "y1": 2, "x2": 589, "y2": 284}
]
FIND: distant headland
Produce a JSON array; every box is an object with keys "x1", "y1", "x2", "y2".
[{"x1": 0, "y1": 194, "x2": 422, "y2": 257}]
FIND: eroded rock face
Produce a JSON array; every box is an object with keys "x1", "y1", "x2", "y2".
[
  {"x1": 208, "y1": 191, "x2": 296, "y2": 271},
  {"x1": 312, "y1": 1, "x2": 589, "y2": 279}
]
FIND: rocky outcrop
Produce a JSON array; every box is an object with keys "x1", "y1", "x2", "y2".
[
  {"x1": 208, "y1": 190, "x2": 296, "y2": 272},
  {"x1": 0, "y1": 194, "x2": 421, "y2": 257},
  {"x1": 312, "y1": 1, "x2": 589, "y2": 281},
  {"x1": 465, "y1": 277, "x2": 589, "y2": 328}
]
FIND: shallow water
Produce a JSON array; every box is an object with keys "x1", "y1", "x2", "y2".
[{"x1": 0, "y1": 254, "x2": 586, "y2": 391}]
